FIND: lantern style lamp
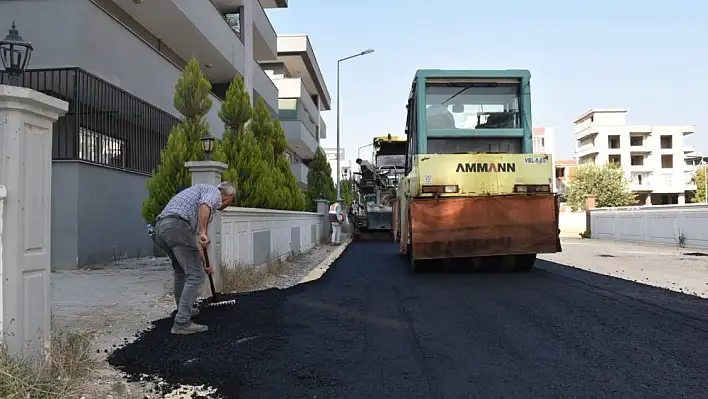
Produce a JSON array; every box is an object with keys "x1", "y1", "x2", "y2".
[
  {"x1": 0, "y1": 23, "x2": 33, "y2": 86},
  {"x1": 200, "y1": 134, "x2": 216, "y2": 160}
]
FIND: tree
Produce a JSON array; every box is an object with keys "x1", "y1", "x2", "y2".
[
  {"x1": 212, "y1": 76, "x2": 276, "y2": 209},
  {"x1": 142, "y1": 57, "x2": 213, "y2": 224},
  {"x1": 340, "y1": 179, "x2": 356, "y2": 207},
  {"x1": 305, "y1": 147, "x2": 336, "y2": 211},
  {"x1": 565, "y1": 163, "x2": 636, "y2": 210},
  {"x1": 214, "y1": 80, "x2": 305, "y2": 211},
  {"x1": 272, "y1": 119, "x2": 307, "y2": 211},
  {"x1": 691, "y1": 166, "x2": 707, "y2": 203}
]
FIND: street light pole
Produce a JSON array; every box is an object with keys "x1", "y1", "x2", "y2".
[
  {"x1": 336, "y1": 48, "x2": 374, "y2": 199},
  {"x1": 702, "y1": 159, "x2": 707, "y2": 203},
  {"x1": 358, "y1": 143, "x2": 373, "y2": 159}
]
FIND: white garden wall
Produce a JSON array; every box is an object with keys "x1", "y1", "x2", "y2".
[
  {"x1": 590, "y1": 203, "x2": 708, "y2": 249},
  {"x1": 220, "y1": 207, "x2": 323, "y2": 266}
]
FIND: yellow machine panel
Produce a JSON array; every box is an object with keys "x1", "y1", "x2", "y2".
[{"x1": 407, "y1": 153, "x2": 554, "y2": 198}]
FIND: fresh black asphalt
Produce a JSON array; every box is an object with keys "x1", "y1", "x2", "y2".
[{"x1": 108, "y1": 241, "x2": 708, "y2": 399}]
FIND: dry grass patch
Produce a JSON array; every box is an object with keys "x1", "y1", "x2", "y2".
[
  {"x1": 0, "y1": 330, "x2": 97, "y2": 399},
  {"x1": 220, "y1": 252, "x2": 293, "y2": 293}
]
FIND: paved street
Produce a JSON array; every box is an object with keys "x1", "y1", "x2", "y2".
[{"x1": 109, "y1": 239, "x2": 708, "y2": 399}]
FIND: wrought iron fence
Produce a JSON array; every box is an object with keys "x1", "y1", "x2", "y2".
[{"x1": 0, "y1": 67, "x2": 179, "y2": 175}]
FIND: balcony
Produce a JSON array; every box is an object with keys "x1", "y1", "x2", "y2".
[
  {"x1": 574, "y1": 126, "x2": 599, "y2": 140},
  {"x1": 252, "y1": 1, "x2": 277, "y2": 60},
  {"x1": 320, "y1": 118, "x2": 327, "y2": 140},
  {"x1": 279, "y1": 99, "x2": 318, "y2": 160},
  {"x1": 630, "y1": 173, "x2": 652, "y2": 192},
  {"x1": 253, "y1": 58, "x2": 279, "y2": 114},
  {"x1": 111, "y1": 0, "x2": 245, "y2": 82},
  {"x1": 575, "y1": 143, "x2": 598, "y2": 158},
  {"x1": 652, "y1": 172, "x2": 684, "y2": 193},
  {"x1": 290, "y1": 162, "x2": 309, "y2": 188},
  {"x1": 210, "y1": 0, "x2": 279, "y2": 61},
  {"x1": 273, "y1": 78, "x2": 319, "y2": 120}
]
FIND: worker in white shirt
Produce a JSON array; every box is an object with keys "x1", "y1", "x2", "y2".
[{"x1": 328, "y1": 198, "x2": 345, "y2": 245}]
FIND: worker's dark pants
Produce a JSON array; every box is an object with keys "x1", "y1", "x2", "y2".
[{"x1": 153, "y1": 216, "x2": 205, "y2": 326}]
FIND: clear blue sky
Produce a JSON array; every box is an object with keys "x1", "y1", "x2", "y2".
[{"x1": 268, "y1": 0, "x2": 706, "y2": 161}]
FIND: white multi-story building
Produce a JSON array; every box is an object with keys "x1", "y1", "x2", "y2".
[
  {"x1": 532, "y1": 127, "x2": 558, "y2": 192},
  {"x1": 261, "y1": 35, "x2": 331, "y2": 189},
  {"x1": 574, "y1": 108, "x2": 697, "y2": 205}
]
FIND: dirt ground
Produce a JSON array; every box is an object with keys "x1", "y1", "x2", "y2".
[{"x1": 50, "y1": 243, "x2": 338, "y2": 398}]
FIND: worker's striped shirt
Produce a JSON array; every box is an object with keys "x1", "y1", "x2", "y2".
[{"x1": 158, "y1": 184, "x2": 222, "y2": 232}]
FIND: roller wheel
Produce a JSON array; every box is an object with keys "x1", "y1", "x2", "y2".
[{"x1": 513, "y1": 254, "x2": 537, "y2": 272}]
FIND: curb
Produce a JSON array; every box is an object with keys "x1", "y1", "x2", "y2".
[{"x1": 298, "y1": 237, "x2": 352, "y2": 284}]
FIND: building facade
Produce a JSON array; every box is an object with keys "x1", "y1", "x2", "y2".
[
  {"x1": 0, "y1": 0, "x2": 288, "y2": 269},
  {"x1": 532, "y1": 127, "x2": 558, "y2": 192},
  {"x1": 261, "y1": 35, "x2": 331, "y2": 189},
  {"x1": 574, "y1": 109, "x2": 697, "y2": 205}
]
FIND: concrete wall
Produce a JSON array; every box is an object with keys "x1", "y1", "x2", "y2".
[
  {"x1": 0, "y1": 0, "x2": 223, "y2": 134},
  {"x1": 590, "y1": 204, "x2": 708, "y2": 249},
  {"x1": 559, "y1": 210, "x2": 587, "y2": 235},
  {"x1": 51, "y1": 161, "x2": 152, "y2": 269},
  {"x1": 220, "y1": 208, "x2": 322, "y2": 266}
]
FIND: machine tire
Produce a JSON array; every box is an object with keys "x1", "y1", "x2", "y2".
[
  {"x1": 406, "y1": 209, "x2": 417, "y2": 273},
  {"x1": 513, "y1": 254, "x2": 537, "y2": 272},
  {"x1": 407, "y1": 242, "x2": 418, "y2": 273}
]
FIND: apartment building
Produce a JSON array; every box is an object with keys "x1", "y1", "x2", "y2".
[
  {"x1": 574, "y1": 108, "x2": 697, "y2": 205},
  {"x1": 532, "y1": 127, "x2": 559, "y2": 192},
  {"x1": 261, "y1": 35, "x2": 331, "y2": 189},
  {"x1": 0, "y1": 0, "x2": 286, "y2": 269}
]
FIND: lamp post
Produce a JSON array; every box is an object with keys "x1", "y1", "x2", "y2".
[
  {"x1": 701, "y1": 159, "x2": 708, "y2": 203},
  {"x1": 357, "y1": 143, "x2": 373, "y2": 159},
  {"x1": 336, "y1": 48, "x2": 374, "y2": 199},
  {"x1": 201, "y1": 134, "x2": 216, "y2": 161},
  {"x1": 0, "y1": 23, "x2": 33, "y2": 86}
]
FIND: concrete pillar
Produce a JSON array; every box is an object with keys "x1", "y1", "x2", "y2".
[
  {"x1": 584, "y1": 194, "x2": 596, "y2": 237},
  {"x1": 316, "y1": 199, "x2": 330, "y2": 244},
  {"x1": 645, "y1": 194, "x2": 652, "y2": 206},
  {"x1": 185, "y1": 161, "x2": 228, "y2": 294},
  {"x1": 243, "y1": 0, "x2": 254, "y2": 105},
  {"x1": 678, "y1": 193, "x2": 685, "y2": 205},
  {"x1": 0, "y1": 85, "x2": 68, "y2": 359}
]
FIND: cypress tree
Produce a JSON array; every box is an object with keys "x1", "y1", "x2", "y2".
[
  {"x1": 213, "y1": 76, "x2": 277, "y2": 209},
  {"x1": 142, "y1": 57, "x2": 213, "y2": 224},
  {"x1": 305, "y1": 147, "x2": 336, "y2": 211},
  {"x1": 272, "y1": 118, "x2": 307, "y2": 211}
]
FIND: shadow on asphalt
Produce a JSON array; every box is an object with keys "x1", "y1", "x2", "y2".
[{"x1": 107, "y1": 241, "x2": 708, "y2": 399}]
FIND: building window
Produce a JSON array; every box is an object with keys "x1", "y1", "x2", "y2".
[
  {"x1": 630, "y1": 136, "x2": 643, "y2": 146},
  {"x1": 631, "y1": 155, "x2": 644, "y2": 166},
  {"x1": 661, "y1": 154, "x2": 673, "y2": 168},
  {"x1": 608, "y1": 155, "x2": 621, "y2": 165},
  {"x1": 579, "y1": 137, "x2": 594, "y2": 147},
  {"x1": 608, "y1": 135, "x2": 620, "y2": 149},
  {"x1": 0, "y1": 68, "x2": 177, "y2": 175},
  {"x1": 79, "y1": 127, "x2": 125, "y2": 168},
  {"x1": 224, "y1": 11, "x2": 243, "y2": 41},
  {"x1": 660, "y1": 135, "x2": 673, "y2": 149}
]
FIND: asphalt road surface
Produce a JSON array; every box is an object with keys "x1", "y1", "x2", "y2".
[{"x1": 109, "y1": 241, "x2": 708, "y2": 399}]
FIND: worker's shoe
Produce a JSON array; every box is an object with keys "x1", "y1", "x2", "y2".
[{"x1": 170, "y1": 321, "x2": 209, "y2": 335}]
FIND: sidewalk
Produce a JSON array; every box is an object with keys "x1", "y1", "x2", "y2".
[{"x1": 542, "y1": 237, "x2": 708, "y2": 298}]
